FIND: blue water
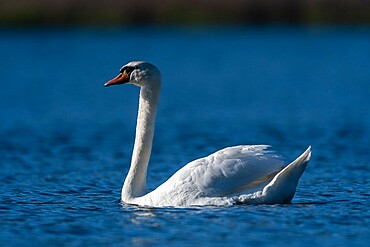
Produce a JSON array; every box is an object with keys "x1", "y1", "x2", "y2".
[{"x1": 0, "y1": 27, "x2": 369, "y2": 246}]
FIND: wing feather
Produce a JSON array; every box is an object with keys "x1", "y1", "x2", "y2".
[{"x1": 157, "y1": 145, "x2": 286, "y2": 200}]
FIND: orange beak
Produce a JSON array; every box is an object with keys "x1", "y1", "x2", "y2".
[{"x1": 104, "y1": 71, "x2": 130, "y2": 87}]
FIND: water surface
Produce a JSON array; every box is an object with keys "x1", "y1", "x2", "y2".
[{"x1": 0, "y1": 27, "x2": 369, "y2": 246}]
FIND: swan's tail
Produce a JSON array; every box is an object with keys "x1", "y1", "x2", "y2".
[
  {"x1": 263, "y1": 146, "x2": 311, "y2": 203},
  {"x1": 239, "y1": 146, "x2": 311, "y2": 204}
]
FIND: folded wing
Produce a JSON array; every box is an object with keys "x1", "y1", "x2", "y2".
[{"x1": 158, "y1": 145, "x2": 286, "y2": 200}]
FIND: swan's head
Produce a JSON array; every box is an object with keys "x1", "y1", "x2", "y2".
[{"x1": 104, "y1": 61, "x2": 161, "y2": 88}]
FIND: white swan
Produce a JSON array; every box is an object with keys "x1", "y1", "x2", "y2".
[{"x1": 104, "y1": 61, "x2": 311, "y2": 207}]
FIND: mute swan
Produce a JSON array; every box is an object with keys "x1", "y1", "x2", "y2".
[{"x1": 104, "y1": 61, "x2": 311, "y2": 207}]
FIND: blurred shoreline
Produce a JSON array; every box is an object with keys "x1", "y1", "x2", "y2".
[{"x1": 0, "y1": 0, "x2": 369, "y2": 27}]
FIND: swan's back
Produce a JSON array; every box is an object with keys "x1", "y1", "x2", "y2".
[{"x1": 141, "y1": 145, "x2": 287, "y2": 206}]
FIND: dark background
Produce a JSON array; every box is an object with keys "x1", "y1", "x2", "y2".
[{"x1": 0, "y1": 0, "x2": 369, "y2": 27}]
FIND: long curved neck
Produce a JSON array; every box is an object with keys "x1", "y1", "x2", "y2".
[{"x1": 122, "y1": 83, "x2": 161, "y2": 200}]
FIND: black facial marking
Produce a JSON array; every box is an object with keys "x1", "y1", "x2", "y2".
[{"x1": 120, "y1": 66, "x2": 138, "y2": 74}]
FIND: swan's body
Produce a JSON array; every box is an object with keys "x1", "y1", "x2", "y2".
[{"x1": 105, "y1": 61, "x2": 311, "y2": 207}]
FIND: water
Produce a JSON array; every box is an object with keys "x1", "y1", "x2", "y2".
[{"x1": 0, "y1": 26, "x2": 369, "y2": 246}]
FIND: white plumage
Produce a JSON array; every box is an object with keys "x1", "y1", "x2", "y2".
[{"x1": 104, "y1": 61, "x2": 311, "y2": 207}]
